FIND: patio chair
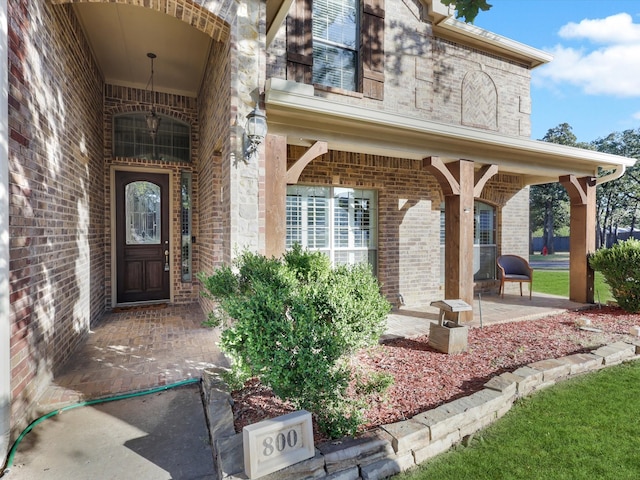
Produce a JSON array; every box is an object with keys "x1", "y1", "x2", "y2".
[{"x1": 497, "y1": 255, "x2": 533, "y2": 299}]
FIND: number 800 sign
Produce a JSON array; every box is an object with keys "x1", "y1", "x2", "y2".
[{"x1": 243, "y1": 410, "x2": 315, "y2": 479}]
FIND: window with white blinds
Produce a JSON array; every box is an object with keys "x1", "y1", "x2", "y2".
[
  {"x1": 312, "y1": 0, "x2": 358, "y2": 90},
  {"x1": 440, "y1": 201, "x2": 497, "y2": 283},
  {"x1": 286, "y1": 186, "x2": 377, "y2": 271}
]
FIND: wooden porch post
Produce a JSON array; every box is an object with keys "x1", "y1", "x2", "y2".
[
  {"x1": 559, "y1": 175, "x2": 596, "y2": 303},
  {"x1": 424, "y1": 157, "x2": 475, "y2": 322},
  {"x1": 265, "y1": 134, "x2": 287, "y2": 258}
]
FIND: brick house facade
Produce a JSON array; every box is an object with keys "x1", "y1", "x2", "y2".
[{"x1": 0, "y1": 0, "x2": 635, "y2": 459}]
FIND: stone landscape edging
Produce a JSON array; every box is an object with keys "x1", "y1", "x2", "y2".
[{"x1": 202, "y1": 340, "x2": 640, "y2": 480}]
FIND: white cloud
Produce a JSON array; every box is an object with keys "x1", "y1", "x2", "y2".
[
  {"x1": 633, "y1": 111, "x2": 640, "y2": 120},
  {"x1": 558, "y1": 13, "x2": 640, "y2": 44},
  {"x1": 535, "y1": 13, "x2": 640, "y2": 97}
]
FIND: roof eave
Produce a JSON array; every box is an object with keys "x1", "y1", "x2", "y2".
[
  {"x1": 433, "y1": 17, "x2": 553, "y2": 69},
  {"x1": 265, "y1": 79, "x2": 636, "y2": 184}
]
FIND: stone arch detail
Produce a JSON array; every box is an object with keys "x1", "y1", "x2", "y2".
[
  {"x1": 50, "y1": 0, "x2": 234, "y2": 42},
  {"x1": 461, "y1": 70, "x2": 498, "y2": 131}
]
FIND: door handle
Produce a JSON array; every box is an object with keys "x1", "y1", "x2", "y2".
[{"x1": 164, "y1": 241, "x2": 170, "y2": 272}]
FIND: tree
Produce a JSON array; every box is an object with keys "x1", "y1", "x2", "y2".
[
  {"x1": 442, "y1": 0, "x2": 492, "y2": 23},
  {"x1": 592, "y1": 129, "x2": 640, "y2": 248},
  {"x1": 530, "y1": 124, "x2": 586, "y2": 254}
]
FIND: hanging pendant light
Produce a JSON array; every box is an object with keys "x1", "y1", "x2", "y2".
[{"x1": 146, "y1": 52, "x2": 161, "y2": 139}]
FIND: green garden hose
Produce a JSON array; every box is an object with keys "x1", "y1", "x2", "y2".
[{"x1": 0, "y1": 377, "x2": 201, "y2": 477}]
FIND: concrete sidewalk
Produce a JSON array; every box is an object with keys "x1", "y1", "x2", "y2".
[{"x1": 6, "y1": 384, "x2": 215, "y2": 480}]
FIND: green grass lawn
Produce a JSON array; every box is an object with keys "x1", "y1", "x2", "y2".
[
  {"x1": 395, "y1": 362, "x2": 640, "y2": 480},
  {"x1": 533, "y1": 270, "x2": 613, "y2": 304}
]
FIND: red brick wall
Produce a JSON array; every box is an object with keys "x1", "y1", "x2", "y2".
[
  {"x1": 196, "y1": 38, "x2": 231, "y2": 313},
  {"x1": 290, "y1": 147, "x2": 528, "y2": 306},
  {"x1": 8, "y1": 1, "x2": 104, "y2": 431},
  {"x1": 103, "y1": 85, "x2": 200, "y2": 305}
]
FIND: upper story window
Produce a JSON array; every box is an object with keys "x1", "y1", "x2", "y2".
[
  {"x1": 312, "y1": 0, "x2": 358, "y2": 90},
  {"x1": 113, "y1": 113, "x2": 191, "y2": 162},
  {"x1": 286, "y1": 0, "x2": 385, "y2": 100}
]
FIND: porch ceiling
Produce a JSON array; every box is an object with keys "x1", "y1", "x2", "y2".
[
  {"x1": 72, "y1": 3, "x2": 212, "y2": 97},
  {"x1": 265, "y1": 79, "x2": 637, "y2": 185}
]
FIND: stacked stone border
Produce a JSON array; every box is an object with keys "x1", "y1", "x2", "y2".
[{"x1": 202, "y1": 341, "x2": 640, "y2": 480}]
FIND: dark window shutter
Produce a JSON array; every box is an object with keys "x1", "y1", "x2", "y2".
[
  {"x1": 287, "y1": 0, "x2": 313, "y2": 84},
  {"x1": 361, "y1": 0, "x2": 384, "y2": 99}
]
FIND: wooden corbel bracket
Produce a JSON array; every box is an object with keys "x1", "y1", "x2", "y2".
[
  {"x1": 473, "y1": 164, "x2": 499, "y2": 198},
  {"x1": 559, "y1": 174, "x2": 596, "y2": 205},
  {"x1": 423, "y1": 156, "x2": 460, "y2": 196},
  {"x1": 286, "y1": 141, "x2": 328, "y2": 184}
]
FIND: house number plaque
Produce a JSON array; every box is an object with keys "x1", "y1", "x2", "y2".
[{"x1": 243, "y1": 410, "x2": 315, "y2": 479}]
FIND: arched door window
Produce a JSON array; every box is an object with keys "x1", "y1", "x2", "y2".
[{"x1": 113, "y1": 113, "x2": 191, "y2": 162}]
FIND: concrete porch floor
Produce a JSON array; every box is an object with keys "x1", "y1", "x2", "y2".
[
  {"x1": 34, "y1": 293, "x2": 590, "y2": 413},
  {"x1": 383, "y1": 292, "x2": 590, "y2": 340}
]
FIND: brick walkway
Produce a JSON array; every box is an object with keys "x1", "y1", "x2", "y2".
[
  {"x1": 36, "y1": 304, "x2": 228, "y2": 411},
  {"x1": 35, "y1": 293, "x2": 589, "y2": 412}
]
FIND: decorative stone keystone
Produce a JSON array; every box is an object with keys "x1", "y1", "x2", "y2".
[{"x1": 243, "y1": 410, "x2": 315, "y2": 479}]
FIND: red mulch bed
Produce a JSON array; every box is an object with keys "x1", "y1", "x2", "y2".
[{"x1": 231, "y1": 306, "x2": 639, "y2": 443}]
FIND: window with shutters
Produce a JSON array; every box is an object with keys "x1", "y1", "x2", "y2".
[
  {"x1": 312, "y1": 0, "x2": 358, "y2": 90},
  {"x1": 287, "y1": 0, "x2": 384, "y2": 99}
]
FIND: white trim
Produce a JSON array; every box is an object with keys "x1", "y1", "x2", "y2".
[
  {"x1": 265, "y1": 78, "x2": 636, "y2": 184},
  {"x1": 425, "y1": 0, "x2": 552, "y2": 68},
  {"x1": 0, "y1": 0, "x2": 10, "y2": 460},
  {"x1": 266, "y1": 0, "x2": 294, "y2": 48},
  {"x1": 110, "y1": 166, "x2": 174, "y2": 307},
  {"x1": 433, "y1": 17, "x2": 552, "y2": 69}
]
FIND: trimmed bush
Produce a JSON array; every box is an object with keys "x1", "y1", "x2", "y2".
[
  {"x1": 198, "y1": 245, "x2": 392, "y2": 437},
  {"x1": 589, "y1": 239, "x2": 640, "y2": 312}
]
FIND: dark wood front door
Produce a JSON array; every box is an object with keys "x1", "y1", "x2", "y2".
[{"x1": 116, "y1": 171, "x2": 170, "y2": 303}]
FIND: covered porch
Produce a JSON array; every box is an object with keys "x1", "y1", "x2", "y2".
[{"x1": 264, "y1": 78, "x2": 637, "y2": 320}]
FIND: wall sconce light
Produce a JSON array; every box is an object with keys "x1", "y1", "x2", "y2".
[
  {"x1": 146, "y1": 52, "x2": 161, "y2": 139},
  {"x1": 244, "y1": 105, "x2": 268, "y2": 161}
]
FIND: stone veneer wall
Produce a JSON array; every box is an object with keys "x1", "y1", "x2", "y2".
[
  {"x1": 499, "y1": 186, "x2": 530, "y2": 258},
  {"x1": 267, "y1": 0, "x2": 532, "y2": 137},
  {"x1": 103, "y1": 85, "x2": 200, "y2": 305},
  {"x1": 291, "y1": 147, "x2": 528, "y2": 306},
  {"x1": 210, "y1": 342, "x2": 640, "y2": 479},
  {"x1": 8, "y1": 1, "x2": 104, "y2": 432}
]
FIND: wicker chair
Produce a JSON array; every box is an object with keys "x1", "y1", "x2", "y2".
[{"x1": 497, "y1": 255, "x2": 533, "y2": 299}]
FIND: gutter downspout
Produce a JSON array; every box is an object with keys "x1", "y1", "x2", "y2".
[{"x1": 596, "y1": 164, "x2": 626, "y2": 185}]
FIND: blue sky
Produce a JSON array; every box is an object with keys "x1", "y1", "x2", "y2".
[{"x1": 472, "y1": 0, "x2": 640, "y2": 143}]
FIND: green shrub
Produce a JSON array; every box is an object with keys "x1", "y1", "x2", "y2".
[
  {"x1": 589, "y1": 239, "x2": 640, "y2": 312},
  {"x1": 198, "y1": 245, "x2": 392, "y2": 437}
]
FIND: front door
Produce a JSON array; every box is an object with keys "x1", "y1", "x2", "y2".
[{"x1": 115, "y1": 171, "x2": 170, "y2": 303}]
